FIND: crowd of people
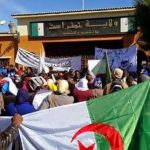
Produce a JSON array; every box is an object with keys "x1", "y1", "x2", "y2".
[{"x1": 0, "y1": 63, "x2": 150, "y2": 149}]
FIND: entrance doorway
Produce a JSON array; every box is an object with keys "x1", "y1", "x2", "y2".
[
  {"x1": 0, "y1": 59, "x2": 9, "y2": 67},
  {"x1": 44, "y1": 40, "x2": 123, "y2": 68}
]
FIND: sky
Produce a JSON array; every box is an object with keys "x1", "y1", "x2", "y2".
[{"x1": 0, "y1": 0, "x2": 133, "y2": 32}]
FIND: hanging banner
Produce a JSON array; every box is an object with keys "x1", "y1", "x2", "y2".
[
  {"x1": 15, "y1": 48, "x2": 81, "y2": 71},
  {"x1": 45, "y1": 56, "x2": 81, "y2": 71},
  {"x1": 15, "y1": 48, "x2": 40, "y2": 69},
  {"x1": 95, "y1": 45, "x2": 137, "y2": 72}
]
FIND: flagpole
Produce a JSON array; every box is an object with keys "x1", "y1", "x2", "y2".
[
  {"x1": 82, "y1": 0, "x2": 85, "y2": 10},
  {"x1": 38, "y1": 48, "x2": 42, "y2": 74},
  {"x1": 105, "y1": 50, "x2": 112, "y2": 84}
]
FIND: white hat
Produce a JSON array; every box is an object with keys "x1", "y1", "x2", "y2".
[
  {"x1": 113, "y1": 68, "x2": 123, "y2": 79},
  {"x1": 75, "y1": 77, "x2": 89, "y2": 91}
]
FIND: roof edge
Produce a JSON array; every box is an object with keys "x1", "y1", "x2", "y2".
[{"x1": 12, "y1": 7, "x2": 135, "y2": 18}]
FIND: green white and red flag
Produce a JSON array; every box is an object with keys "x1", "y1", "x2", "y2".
[{"x1": 7, "y1": 81, "x2": 150, "y2": 149}]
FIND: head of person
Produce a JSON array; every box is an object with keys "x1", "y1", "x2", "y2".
[
  {"x1": 47, "y1": 79, "x2": 57, "y2": 92},
  {"x1": 75, "y1": 77, "x2": 89, "y2": 91},
  {"x1": 42, "y1": 73, "x2": 49, "y2": 81},
  {"x1": 113, "y1": 68, "x2": 123, "y2": 80},
  {"x1": 10, "y1": 65, "x2": 14, "y2": 70},
  {"x1": 68, "y1": 69, "x2": 75, "y2": 78},
  {"x1": 80, "y1": 68, "x2": 88, "y2": 78},
  {"x1": 126, "y1": 76, "x2": 135, "y2": 87},
  {"x1": 123, "y1": 69, "x2": 129, "y2": 78},
  {"x1": 69, "y1": 69, "x2": 74, "y2": 74},
  {"x1": 22, "y1": 77, "x2": 30, "y2": 90},
  {"x1": 57, "y1": 72, "x2": 64, "y2": 80},
  {"x1": 11, "y1": 114, "x2": 23, "y2": 127},
  {"x1": 27, "y1": 67, "x2": 33, "y2": 74},
  {"x1": 16, "y1": 89, "x2": 29, "y2": 104},
  {"x1": 0, "y1": 73, "x2": 4, "y2": 81},
  {"x1": 86, "y1": 71, "x2": 95, "y2": 83},
  {"x1": 57, "y1": 80, "x2": 69, "y2": 94},
  {"x1": 75, "y1": 70, "x2": 80, "y2": 80}
]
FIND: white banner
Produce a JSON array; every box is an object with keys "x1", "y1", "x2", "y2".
[
  {"x1": 95, "y1": 45, "x2": 137, "y2": 72},
  {"x1": 15, "y1": 48, "x2": 81, "y2": 71},
  {"x1": 15, "y1": 48, "x2": 40, "y2": 69},
  {"x1": 45, "y1": 56, "x2": 81, "y2": 71}
]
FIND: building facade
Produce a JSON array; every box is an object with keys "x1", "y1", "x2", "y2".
[
  {"x1": 12, "y1": 7, "x2": 137, "y2": 68},
  {"x1": 0, "y1": 32, "x2": 19, "y2": 67}
]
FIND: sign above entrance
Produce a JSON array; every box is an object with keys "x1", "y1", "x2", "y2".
[{"x1": 30, "y1": 17, "x2": 135, "y2": 38}]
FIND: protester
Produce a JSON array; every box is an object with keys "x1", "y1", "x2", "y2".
[
  {"x1": 72, "y1": 70, "x2": 92, "y2": 102},
  {"x1": 16, "y1": 67, "x2": 24, "y2": 76},
  {"x1": 47, "y1": 79, "x2": 57, "y2": 92},
  {"x1": 56, "y1": 72, "x2": 64, "y2": 81},
  {"x1": 122, "y1": 69, "x2": 129, "y2": 84},
  {"x1": 103, "y1": 68, "x2": 128, "y2": 95},
  {"x1": 74, "y1": 70, "x2": 81, "y2": 82},
  {"x1": 6, "y1": 88, "x2": 36, "y2": 116},
  {"x1": 86, "y1": 71, "x2": 95, "y2": 89},
  {"x1": 22, "y1": 67, "x2": 35, "y2": 80},
  {"x1": 0, "y1": 114, "x2": 23, "y2": 149},
  {"x1": 39, "y1": 79, "x2": 74, "y2": 110},
  {"x1": 126, "y1": 75, "x2": 137, "y2": 87},
  {"x1": 0, "y1": 92, "x2": 4, "y2": 115},
  {"x1": 0, "y1": 67, "x2": 7, "y2": 77},
  {"x1": 138, "y1": 73, "x2": 150, "y2": 83},
  {"x1": 67, "y1": 70, "x2": 76, "y2": 94}
]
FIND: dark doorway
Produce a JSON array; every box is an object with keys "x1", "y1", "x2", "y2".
[
  {"x1": 0, "y1": 59, "x2": 9, "y2": 67},
  {"x1": 44, "y1": 40, "x2": 123, "y2": 57}
]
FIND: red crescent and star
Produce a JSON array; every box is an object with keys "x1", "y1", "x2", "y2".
[{"x1": 71, "y1": 123, "x2": 124, "y2": 150}]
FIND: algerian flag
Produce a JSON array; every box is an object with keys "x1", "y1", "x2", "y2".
[
  {"x1": 31, "y1": 23, "x2": 44, "y2": 37},
  {"x1": 13, "y1": 80, "x2": 150, "y2": 149},
  {"x1": 88, "y1": 52, "x2": 111, "y2": 84},
  {"x1": 88, "y1": 60, "x2": 101, "y2": 75},
  {"x1": 120, "y1": 17, "x2": 135, "y2": 33},
  {"x1": 88, "y1": 58, "x2": 106, "y2": 75}
]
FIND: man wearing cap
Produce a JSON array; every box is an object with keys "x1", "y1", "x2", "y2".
[{"x1": 103, "y1": 68, "x2": 128, "y2": 95}]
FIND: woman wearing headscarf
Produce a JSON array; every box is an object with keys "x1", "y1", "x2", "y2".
[
  {"x1": 39, "y1": 80, "x2": 74, "y2": 110},
  {"x1": 6, "y1": 88, "x2": 35, "y2": 150},
  {"x1": 6, "y1": 88, "x2": 36, "y2": 116}
]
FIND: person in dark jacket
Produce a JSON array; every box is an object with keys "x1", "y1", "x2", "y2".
[
  {"x1": 0, "y1": 114, "x2": 23, "y2": 149},
  {"x1": 6, "y1": 88, "x2": 36, "y2": 116}
]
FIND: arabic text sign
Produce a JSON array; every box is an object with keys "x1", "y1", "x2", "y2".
[{"x1": 31, "y1": 17, "x2": 122, "y2": 37}]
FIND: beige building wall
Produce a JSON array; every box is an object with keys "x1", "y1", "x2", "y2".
[
  {"x1": 13, "y1": 8, "x2": 136, "y2": 55},
  {"x1": 0, "y1": 34, "x2": 18, "y2": 66}
]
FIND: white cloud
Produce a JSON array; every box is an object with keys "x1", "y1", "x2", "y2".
[{"x1": 0, "y1": 0, "x2": 30, "y2": 13}]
